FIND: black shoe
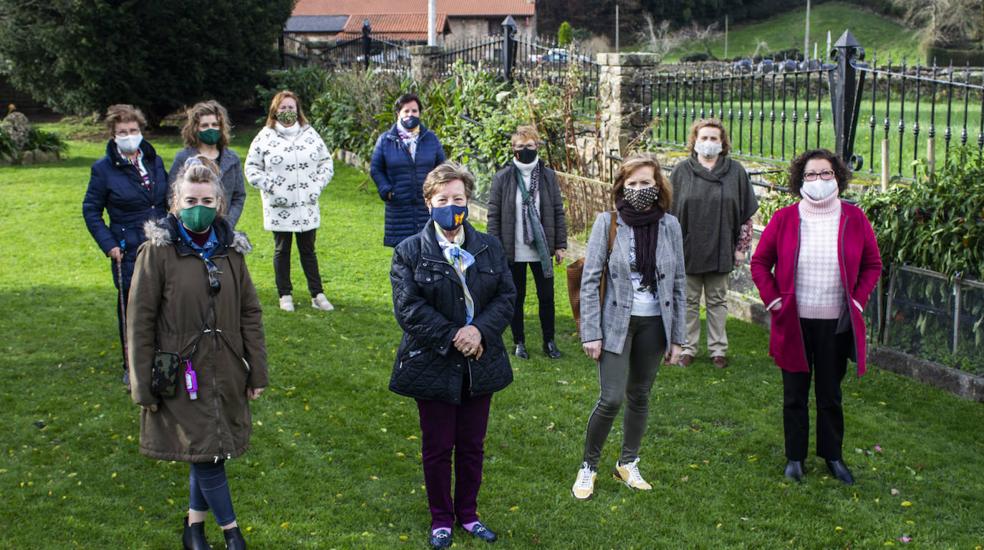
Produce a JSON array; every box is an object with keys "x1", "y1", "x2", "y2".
[
  {"x1": 429, "y1": 529, "x2": 452, "y2": 549},
  {"x1": 543, "y1": 340, "x2": 562, "y2": 359},
  {"x1": 182, "y1": 517, "x2": 212, "y2": 550},
  {"x1": 784, "y1": 460, "x2": 805, "y2": 482},
  {"x1": 514, "y1": 342, "x2": 529, "y2": 359},
  {"x1": 223, "y1": 526, "x2": 247, "y2": 550},
  {"x1": 465, "y1": 521, "x2": 498, "y2": 543},
  {"x1": 826, "y1": 459, "x2": 855, "y2": 485}
]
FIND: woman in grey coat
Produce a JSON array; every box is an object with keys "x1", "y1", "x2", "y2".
[
  {"x1": 487, "y1": 125, "x2": 567, "y2": 360},
  {"x1": 572, "y1": 153, "x2": 686, "y2": 500},
  {"x1": 170, "y1": 100, "x2": 247, "y2": 228}
]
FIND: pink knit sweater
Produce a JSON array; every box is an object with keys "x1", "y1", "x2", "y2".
[{"x1": 795, "y1": 193, "x2": 843, "y2": 319}]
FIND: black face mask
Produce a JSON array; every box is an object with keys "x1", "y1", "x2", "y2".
[
  {"x1": 401, "y1": 116, "x2": 420, "y2": 130},
  {"x1": 514, "y1": 148, "x2": 538, "y2": 164}
]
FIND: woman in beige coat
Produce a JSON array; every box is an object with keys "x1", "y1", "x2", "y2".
[{"x1": 128, "y1": 157, "x2": 267, "y2": 550}]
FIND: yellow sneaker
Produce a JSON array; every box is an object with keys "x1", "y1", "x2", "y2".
[
  {"x1": 571, "y1": 462, "x2": 596, "y2": 500},
  {"x1": 614, "y1": 458, "x2": 652, "y2": 490}
]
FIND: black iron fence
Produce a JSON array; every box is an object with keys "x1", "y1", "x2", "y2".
[
  {"x1": 287, "y1": 22, "x2": 411, "y2": 75},
  {"x1": 635, "y1": 31, "x2": 984, "y2": 181},
  {"x1": 436, "y1": 37, "x2": 502, "y2": 78}
]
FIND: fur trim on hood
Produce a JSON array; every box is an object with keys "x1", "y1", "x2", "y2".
[{"x1": 143, "y1": 216, "x2": 252, "y2": 255}]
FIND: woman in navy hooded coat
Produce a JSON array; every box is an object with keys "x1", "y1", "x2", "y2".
[
  {"x1": 82, "y1": 104, "x2": 169, "y2": 383},
  {"x1": 370, "y1": 93, "x2": 447, "y2": 247}
]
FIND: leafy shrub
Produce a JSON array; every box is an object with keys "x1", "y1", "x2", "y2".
[
  {"x1": 256, "y1": 66, "x2": 334, "y2": 120},
  {"x1": 26, "y1": 127, "x2": 67, "y2": 155},
  {"x1": 558, "y1": 22, "x2": 574, "y2": 46},
  {"x1": 0, "y1": 127, "x2": 16, "y2": 161},
  {"x1": 856, "y1": 149, "x2": 984, "y2": 280},
  {"x1": 680, "y1": 52, "x2": 713, "y2": 62}
]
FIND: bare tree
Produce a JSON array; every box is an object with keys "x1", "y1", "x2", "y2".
[
  {"x1": 893, "y1": 0, "x2": 983, "y2": 47},
  {"x1": 636, "y1": 14, "x2": 677, "y2": 61}
]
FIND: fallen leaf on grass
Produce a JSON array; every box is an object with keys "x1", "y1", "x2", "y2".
[
  {"x1": 898, "y1": 535, "x2": 911, "y2": 543},
  {"x1": 891, "y1": 488, "x2": 899, "y2": 496},
  {"x1": 901, "y1": 501, "x2": 912, "y2": 507}
]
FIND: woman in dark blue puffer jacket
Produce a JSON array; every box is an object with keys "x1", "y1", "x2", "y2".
[
  {"x1": 370, "y1": 93, "x2": 446, "y2": 247},
  {"x1": 82, "y1": 104, "x2": 169, "y2": 383}
]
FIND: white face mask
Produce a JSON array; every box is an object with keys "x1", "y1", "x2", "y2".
[
  {"x1": 801, "y1": 178, "x2": 838, "y2": 201},
  {"x1": 115, "y1": 133, "x2": 143, "y2": 154},
  {"x1": 694, "y1": 141, "x2": 722, "y2": 158}
]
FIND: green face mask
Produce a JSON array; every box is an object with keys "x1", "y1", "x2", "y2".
[
  {"x1": 198, "y1": 128, "x2": 221, "y2": 145},
  {"x1": 276, "y1": 110, "x2": 298, "y2": 125},
  {"x1": 180, "y1": 205, "x2": 217, "y2": 233}
]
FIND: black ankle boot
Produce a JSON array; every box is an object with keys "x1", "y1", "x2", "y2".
[
  {"x1": 784, "y1": 460, "x2": 805, "y2": 482},
  {"x1": 514, "y1": 342, "x2": 529, "y2": 359},
  {"x1": 182, "y1": 517, "x2": 212, "y2": 550},
  {"x1": 826, "y1": 459, "x2": 855, "y2": 485},
  {"x1": 543, "y1": 340, "x2": 562, "y2": 359},
  {"x1": 223, "y1": 526, "x2": 247, "y2": 550}
]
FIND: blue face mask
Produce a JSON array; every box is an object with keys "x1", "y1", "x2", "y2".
[{"x1": 431, "y1": 204, "x2": 468, "y2": 231}]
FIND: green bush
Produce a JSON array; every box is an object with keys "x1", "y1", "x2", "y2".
[
  {"x1": 558, "y1": 22, "x2": 574, "y2": 46},
  {"x1": 856, "y1": 148, "x2": 984, "y2": 280},
  {"x1": 26, "y1": 127, "x2": 67, "y2": 155},
  {"x1": 256, "y1": 66, "x2": 334, "y2": 119}
]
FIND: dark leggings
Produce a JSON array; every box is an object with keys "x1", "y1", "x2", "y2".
[
  {"x1": 189, "y1": 461, "x2": 236, "y2": 526},
  {"x1": 273, "y1": 230, "x2": 324, "y2": 298},
  {"x1": 509, "y1": 261, "x2": 556, "y2": 343}
]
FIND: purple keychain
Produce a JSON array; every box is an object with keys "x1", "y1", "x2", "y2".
[{"x1": 184, "y1": 359, "x2": 199, "y2": 400}]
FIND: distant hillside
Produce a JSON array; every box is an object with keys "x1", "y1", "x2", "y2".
[{"x1": 663, "y1": 2, "x2": 923, "y2": 63}]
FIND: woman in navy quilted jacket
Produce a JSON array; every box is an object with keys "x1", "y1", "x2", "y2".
[
  {"x1": 82, "y1": 104, "x2": 169, "y2": 385},
  {"x1": 389, "y1": 163, "x2": 515, "y2": 549},
  {"x1": 370, "y1": 93, "x2": 447, "y2": 247}
]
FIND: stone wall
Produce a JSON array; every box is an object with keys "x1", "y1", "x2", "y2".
[{"x1": 596, "y1": 53, "x2": 661, "y2": 159}]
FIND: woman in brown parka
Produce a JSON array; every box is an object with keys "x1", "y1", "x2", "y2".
[{"x1": 127, "y1": 157, "x2": 267, "y2": 550}]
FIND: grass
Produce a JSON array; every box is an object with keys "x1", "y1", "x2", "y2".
[
  {"x1": 1, "y1": 126, "x2": 983, "y2": 548},
  {"x1": 663, "y1": 2, "x2": 923, "y2": 63}
]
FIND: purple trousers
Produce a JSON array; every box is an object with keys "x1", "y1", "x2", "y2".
[{"x1": 416, "y1": 393, "x2": 492, "y2": 530}]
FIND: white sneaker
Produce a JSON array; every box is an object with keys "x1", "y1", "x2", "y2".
[
  {"x1": 572, "y1": 462, "x2": 597, "y2": 500},
  {"x1": 614, "y1": 458, "x2": 652, "y2": 490},
  {"x1": 311, "y1": 293, "x2": 334, "y2": 311},
  {"x1": 279, "y1": 295, "x2": 294, "y2": 312}
]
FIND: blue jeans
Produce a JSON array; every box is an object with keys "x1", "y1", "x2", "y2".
[{"x1": 189, "y1": 461, "x2": 236, "y2": 526}]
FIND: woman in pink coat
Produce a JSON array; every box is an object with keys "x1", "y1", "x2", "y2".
[{"x1": 751, "y1": 149, "x2": 881, "y2": 485}]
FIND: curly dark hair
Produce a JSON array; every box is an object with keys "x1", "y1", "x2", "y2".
[
  {"x1": 788, "y1": 149, "x2": 851, "y2": 196},
  {"x1": 394, "y1": 93, "x2": 423, "y2": 114}
]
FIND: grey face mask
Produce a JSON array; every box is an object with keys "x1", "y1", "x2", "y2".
[{"x1": 624, "y1": 187, "x2": 659, "y2": 211}]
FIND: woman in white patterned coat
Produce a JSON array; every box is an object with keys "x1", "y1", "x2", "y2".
[{"x1": 245, "y1": 90, "x2": 335, "y2": 312}]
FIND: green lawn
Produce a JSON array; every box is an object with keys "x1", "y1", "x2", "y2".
[
  {"x1": 664, "y1": 2, "x2": 923, "y2": 63},
  {"x1": 1, "y1": 128, "x2": 982, "y2": 548}
]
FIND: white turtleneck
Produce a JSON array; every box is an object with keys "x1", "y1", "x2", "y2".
[
  {"x1": 512, "y1": 158, "x2": 540, "y2": 262},
  {"x1": 275, "y1": 122, "x2": 302, "y2": 138},
  {"x1": 795, "y1": 192, "x2": 844, "y2": 319}
]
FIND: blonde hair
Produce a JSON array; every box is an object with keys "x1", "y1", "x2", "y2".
[
  {"x1": 265, "y1": 90, "x2": 308, "y2": 128},
  {"x1": 686, "y1": 118, "x2": 731, "y2": 156},
  {"x1": 104, "y1": 104, "x2": 147, "y2": 136},
  {"x1": 181, "y1": 100, "x2": 231, "y2": 149},
  {"x1": 170, "y1": 155, "x2": 227, "y2": 217},
  {"x1": 611, "y1": 152, "x2": 673, "y2": 211},
  {"x1": 422, "y1": 162, "x2": 476, "y2": 202},
  {"x1": 510, "y1": 125, "x2": 541, "y2": 147}
]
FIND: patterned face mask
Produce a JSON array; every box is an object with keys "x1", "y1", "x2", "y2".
[
  {"x1": 623, "y1": 186, "x2": 659, "y2": 211},
  {"x1": 276, "y1": 110, "x2": 298, "y2": 125}
]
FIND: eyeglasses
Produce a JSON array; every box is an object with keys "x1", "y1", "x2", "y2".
[
  {"x1": 803, "y1": 170, "x2": 836, "y2": 181},
  {"x1": 204, "y1": 259, "x2": 221, "y2": 295}
]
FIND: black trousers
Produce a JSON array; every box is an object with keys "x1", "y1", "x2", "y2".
[
  {"x1": 782, "y1": 318, "x2": 851, "y2": 461},
  {"x1": 509, "y1": 261, "x2": 555, "y2": 344},
  {"x1": 273, "y1": 230, "x2": 324, "y2": 298}
]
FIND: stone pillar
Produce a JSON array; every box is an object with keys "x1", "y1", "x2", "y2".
[
  {"x1": 409, "y1": 45, "x2": 444, "y2": 83},
  {"x1": 597, "y1": 52, "x2": 661, "y2": 158}
]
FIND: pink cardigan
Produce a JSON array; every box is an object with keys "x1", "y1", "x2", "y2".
[{"x1": 751, "y1": 200, "x2": 882, "y2": 375}]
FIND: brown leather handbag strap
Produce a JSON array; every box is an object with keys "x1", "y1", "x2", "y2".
[{"x1": 599, "y1": 211, "x2": 617, "y2": 305}]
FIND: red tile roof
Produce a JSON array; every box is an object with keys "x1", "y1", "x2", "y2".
[
  {"x1": 335, "y1": 13, "x2": 449, "y2": 40},
  {"x1": 294, "y1": 0, "x2": 535, "y2": 17}
]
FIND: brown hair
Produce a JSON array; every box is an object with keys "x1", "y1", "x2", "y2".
[
  {"x1": 510, "y1": 125, "x2": 541, "y2": 147},
  {"x1": 611, "y1": 152, "x2": 673, "y2": 211},
  {"x1": 394, "y1": 93, "x2": 423, "y2": 113},
  {"x1": 181, "y1": 100, "x2": 231, "y2": 149},
  {"x1": 422, "y1": 162, "x2": 476, "y2": 202},
  {"x1": 104, "y1": 104, "x2": 147, "y2": 136},
  {"x1": 686, "y1": 118, "x2": 731, "y2": 156},
  {"x1": 265, "y1": 90, "x2": 308, "y2": 128},
  {"x1": 787, "y1": 149, "x2": 851, "y2": 196},
  {"x1": 169, "y1": 155, "x2": 227, "y2": 217}
]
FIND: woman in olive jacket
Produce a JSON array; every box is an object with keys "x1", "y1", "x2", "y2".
[
  {"x1": 128, "y1": 158, "x2": 267, "y2": 550},
  {"x1": 389, "y1": 162, "x2": 516, "y2": 549}
]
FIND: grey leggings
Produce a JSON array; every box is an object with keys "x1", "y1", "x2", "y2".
[{"x1": 582, "y1": 315, "x2": 667, "y2": 469}]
